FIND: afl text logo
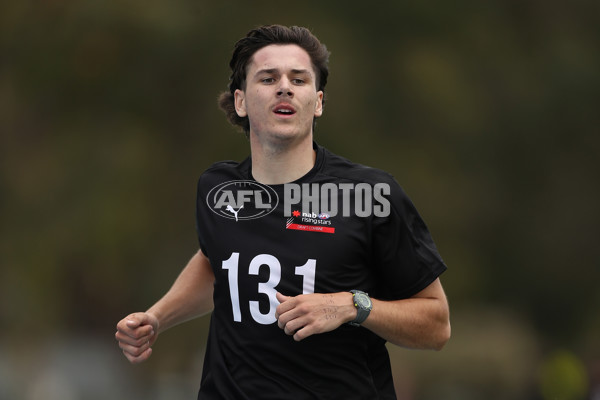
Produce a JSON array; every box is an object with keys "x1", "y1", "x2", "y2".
[{"x1": 206, "y1": 180, "x2": 279, "y2": 221}]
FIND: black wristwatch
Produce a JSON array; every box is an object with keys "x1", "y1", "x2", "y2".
[{"x1": 349, "y1": 290, "x2": 372, "y2": 327}]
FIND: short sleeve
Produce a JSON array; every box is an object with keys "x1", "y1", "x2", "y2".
[
  {"x1": 195, "y1": 175, "x2": 210, "y2": 258},
  {"x1": 371, "y1": 177, "x2": 447, "y2": 300}
]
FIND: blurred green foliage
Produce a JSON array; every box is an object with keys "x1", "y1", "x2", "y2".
[
  {"x1": 539, "y1": 350, "x2": 588, "y2": 400},
  {"x1": 1, "y1": 1, "x2": 599, "y2": 399}
]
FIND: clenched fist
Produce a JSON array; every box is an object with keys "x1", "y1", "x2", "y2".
[{"x1": 115, "y1": 312, "x2": 159, "y2": 364}]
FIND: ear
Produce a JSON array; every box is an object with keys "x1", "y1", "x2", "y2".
[
  {"x1": 314, "y1": 91, "x2": 324, "y2": 117},
  {"x1": 234, "y1": 89, "x2": 247, "y2": 117}
]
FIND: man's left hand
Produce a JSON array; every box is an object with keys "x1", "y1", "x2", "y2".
[{"x1": 275, "y1": 292, "x2": 356, "y2": 341}]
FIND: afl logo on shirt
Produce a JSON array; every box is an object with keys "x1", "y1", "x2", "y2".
[{"x1": 206, "y1": 180, "x2": 279, "y2": 221}]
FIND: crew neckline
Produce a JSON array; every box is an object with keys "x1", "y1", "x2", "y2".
[{"x1": 247, "y1": 141, "x2": 324, "y2": 187}]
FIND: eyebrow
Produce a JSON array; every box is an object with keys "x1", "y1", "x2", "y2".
[{"x1": 253, "y1": 68, "x2": 312, "y2": 78}]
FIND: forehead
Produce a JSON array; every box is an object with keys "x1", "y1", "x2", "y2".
[{"x1": 247, "y1": 44, "x2": 315, "y2": 76}]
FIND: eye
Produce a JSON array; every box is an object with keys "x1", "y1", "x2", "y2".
[
  {"x1": 292, "y1": 78, "x2": 305, "y2": 85},
  {"x1": 261, "y1": 77, "x2": 275, "y2": 84}
]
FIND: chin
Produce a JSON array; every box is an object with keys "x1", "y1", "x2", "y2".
[
  {"x1": 257, "y1": 128, "x2": 311, "y2": 143},
  {"x1": 274, "y1": 130, "x2": 313, "y2": 145},
  {"x1": 250, "y1": 120, "x2": 314, "y2": 145}
]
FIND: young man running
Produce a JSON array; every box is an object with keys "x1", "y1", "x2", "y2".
[{"x1": 116, "y1": 25, "x2": 450, "y2": 399}]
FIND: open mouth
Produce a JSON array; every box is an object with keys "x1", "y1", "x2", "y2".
[{"x1": 273, "y1": 104, "x2": 296, "y2": 116}]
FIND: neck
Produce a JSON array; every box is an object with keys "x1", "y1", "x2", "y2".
[{"x1": 249, "y1": 133, "x2": 316, "y2": 185}]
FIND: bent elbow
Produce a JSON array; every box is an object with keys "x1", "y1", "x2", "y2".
[{"x1": 432, "y1": 322, "x2": 451, "y2": 351}]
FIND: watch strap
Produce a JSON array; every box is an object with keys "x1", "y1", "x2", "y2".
[{"x1": 349, "y1": 290, "x2": 372, "y2": 327}]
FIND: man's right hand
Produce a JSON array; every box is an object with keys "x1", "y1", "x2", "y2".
[{"x1": 115, "y1": 312, "x2": 159, "y2": 364}]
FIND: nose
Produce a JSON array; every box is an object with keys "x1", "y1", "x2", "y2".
[{"x1": 277, "y1": 76, "x2": 294, "y2": 98}]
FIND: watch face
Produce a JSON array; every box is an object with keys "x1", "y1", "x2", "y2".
[{"x1": 356, "y1": 294, "x2": 372, "y2": 309}]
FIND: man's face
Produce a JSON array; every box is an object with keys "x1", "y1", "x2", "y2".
[{"x1": 234, "y1": 44, "x2": 324, "y2": 143}]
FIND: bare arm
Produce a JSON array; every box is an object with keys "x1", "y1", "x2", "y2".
[
  {"x1": 275, "y1": 278, "x2": 450, "y2": 350},
  {"x1": 147, "y1": 249, "x2": 215, "y2": 332},
  {"x1": 115, "y1": 250, "x2": 215, "y2": 363},
  {"x1": 362, "y1": 278, "x2": 450, "y2": 350}
]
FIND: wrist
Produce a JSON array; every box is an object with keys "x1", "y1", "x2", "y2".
[
  {"x1": 348, "y1": 290, "x2": 373, "y2": 326},
  {"x1": 145, "y1": 309, "x2": 161, "y2": 333},
  {"x1": 341, "y1": 292, "x2": 358, "y2": 323}
]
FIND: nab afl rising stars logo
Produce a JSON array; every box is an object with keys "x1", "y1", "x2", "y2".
[{"x1": 207, "y1": 180, "x2": 279, "y2": 221}]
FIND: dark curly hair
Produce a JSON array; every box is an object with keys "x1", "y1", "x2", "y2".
[{"x1": 218, "y1": 25, "x2": 330, "y2": 136}]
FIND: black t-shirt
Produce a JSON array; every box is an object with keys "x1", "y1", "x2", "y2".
[{"x1": 195, "y1": 143, "x2": 447, "y2": 400}]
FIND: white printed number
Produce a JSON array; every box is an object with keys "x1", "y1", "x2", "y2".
[{"x1": 221, "y1": 253, "x2": 316, "y2": 324}]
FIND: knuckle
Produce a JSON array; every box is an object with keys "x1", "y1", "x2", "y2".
[
  {"x1": 314, "y1": 320, "x2": 326, "y2": 331},
  {"x1": 132, "y1": 350, "x2": 151, "y2": 364},
  {"x1": 129, "y1": 346, "x2": 143, "y2": 357},
  {"x1": 291, "y1": 320, "x2": 302, "y2": 332},
  {"x1": 284, "y1": 322, "x2": 294, "y2": 334},
  {"x1": 297, "y1": 304, "x2": 310, "y2": 313},
  {"x1": 123, "y1": 351, "x2": 134, "y2": 362},
  {"x1": 135, "y1": 348, "x2": 145, "y2": 357},
  {"x1": 277, "y1": 314, "x2": 289, "y2": 325},
  {"x1": 131, "y1": 330, "x2": 143, "y2": 340}
]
